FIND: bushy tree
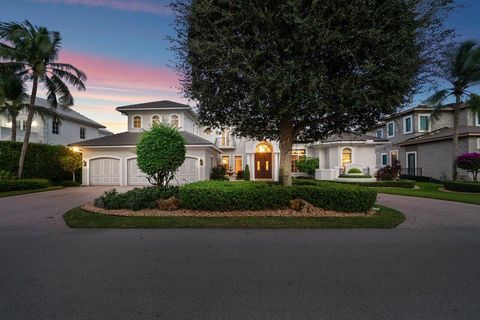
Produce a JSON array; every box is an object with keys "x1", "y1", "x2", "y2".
[
  {"x1": 0, "y1": 69, "x2": 27, "y2": 142},
  {"x1": 137, "y1": 124, "x2": 186, "y2": 187},
  {"x1": 296, "y1": 156, "x2": 319, "y2": 179},
  {"x1": 456, "y1": 153, "x2": 480, "y2": 182},
  {"x1": 59, "y1": 151, "x2": 82, "y2": 183},
  {"x1": 244, "y1": 164, "x2": 250, "y2": 181},
  {"x1": 171, "y1": 0, "x2": 455, "y2": 186},
  {"x1": 375, "y1": 160, "x2": 402, "y2": 181}
]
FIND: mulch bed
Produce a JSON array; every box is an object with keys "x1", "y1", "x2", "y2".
[{"x1": 82, "y1": 202, "x2": 375, "y2": 218}]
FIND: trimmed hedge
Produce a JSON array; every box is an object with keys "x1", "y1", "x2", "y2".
[
  {"x1": 400, "y1": 174, "x2": 444, "y2": 184},
  {"x1": 444, "y1": 181, "x2": 480, "y2": 193},
  {"x1": 94, "y1": 187, "x2": 179, "y2": 211},
  {"x1": 338, "y1": 174, "x2": 373, "y2": 178},
  {"x1": 179, "y1": 181, "x2": 292, "y2": 211},
  {"x1": 293, "y1": 178, "x2": 415, "y2": 189},
  {"x1": 0, "y1": 179, "x2": 50, "y2": 192}
]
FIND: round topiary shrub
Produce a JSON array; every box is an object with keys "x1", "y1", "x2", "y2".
[{"x1": 137, "y1": 124, "x2": 186, "y2": 187}]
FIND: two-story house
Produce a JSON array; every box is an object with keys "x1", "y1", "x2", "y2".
[
  {"x1": 71, "y1": 100, "x2": 387, "y2": 186},
  {"x1": 370, "y1": 104, "x2": 480, "y2": 180},
  {"x1": 0, "y1": 97, "x2": 111, "y2": 145}
]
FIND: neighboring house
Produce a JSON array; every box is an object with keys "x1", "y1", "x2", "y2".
[
  {"x1": 0, "y1": 97, "x2": 111, "y2": 145},
  {"x1": 369, "y1": 104, "x2": 480, "y2": 180},
  {"x1": 71, "y1": 100, "x2": 386, "y2": 186}
]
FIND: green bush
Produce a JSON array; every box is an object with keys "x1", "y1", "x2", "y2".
[
  {"x1": 293, "y1": 178, "x2": 415, "y2": 188},
  {"x1": 0, "y1": 170, "x2": 14, "y2": 180},
  {"x1": 347, "y1": 168, "x2": 362, "y2": 174},
  {"x1": 236, "y1": 170, "x2": 244, "y2": 180},
  {"x1": 210, "y1": 165, "x2": 228, "y2": 180},
  {"x1": 60, "y1": 180, "x2": 81, "y2": 187},
  {"x1": 0, "y1": 179, "x2": 50, "y2": 192},
  {"x1": 94, "y1": 187, "x2": 179, "y2": 211},
  {"x1": 338, "y1": 174, "x2": 373, "y2": 178},
  {"x1": 179, "y1": 181, "x2": 292, "y2": 211},
  {"x1": 444, "y1": 181, "x2": 480, "y2": 193},
  {"x1": 244, "y1": 164, "x2": 250, "y2": 181},
  {"x1": 293, "y1": 184, "x2": 377, "y2": 212}
]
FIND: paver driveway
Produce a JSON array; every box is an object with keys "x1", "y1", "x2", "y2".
[{"x1": 0, "y1": 187, "x2": 479, "y2": 320}]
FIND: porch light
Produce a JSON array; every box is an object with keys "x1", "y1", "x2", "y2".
[{"x1": 71, "y1": 146, "x2": 81, "y2": 153}]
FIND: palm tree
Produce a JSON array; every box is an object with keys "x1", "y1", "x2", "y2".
[
  {"x1": 423, "y1": 40, "x2": 480, "y2": 180},
  {"x1": 0, "y1": 20, "x2": 86, "y2": 178},
  {"x1": 0, "y1": 69, "x2": 27, "y2": 142}
]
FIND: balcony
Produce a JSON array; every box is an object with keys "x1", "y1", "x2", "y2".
[{"x1": 215, "y1": 136, "x2": 236, "y2": 149}]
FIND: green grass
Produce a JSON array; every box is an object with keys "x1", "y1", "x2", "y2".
[
  {"x1": 374, "y1": 182, "x2": 480, "y2": 205},
  {"x1": 63, "y1": 205, "x2": 404, "y2": 229},
  {"x1": 0, "y1": 186, "x2": 63, "y2": 198}
]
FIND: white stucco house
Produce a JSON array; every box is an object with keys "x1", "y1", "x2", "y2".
[
  {"x1": 0, "y1": 97, "x2": 111, "y2": 145},
  {"x1": 70, "y1": 100, "x2": 386, "y2": 186}
]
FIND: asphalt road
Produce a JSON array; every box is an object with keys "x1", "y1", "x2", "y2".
[{"x1": 0, "y1": 187, "x2": 479, "y2": 320}]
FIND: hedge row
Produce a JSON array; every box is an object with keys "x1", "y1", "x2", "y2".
[
  {"x1": 444, "y1": 181, "x2": 480, "y2": 193},
  {"x1": 0, "y1": 179, "x2": 51, "y2": 192},
  {"x1": 293, "y1": 178, "x2": 415, "y2": 189},
  {"x1": 179, "y1": 181, "x2": 376, "y2": 212},
  {"x1": 338, "y1": 174, "x2": 373, "y2": 178},
  {"x1": 400, "y1": 174, "x2": 444, "y2": 184},
  {"x1": 94, "y1": 187, "x2": 179, "y2": 211}
]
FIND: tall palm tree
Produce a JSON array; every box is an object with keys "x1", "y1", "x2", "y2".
[
  {"x1": 0, "y1": 69, "x2": 27, "y2": 142},
  {"x1": 0, "y1": 20, "x2": 86, "y2": 178},
  {"x1": 423, "y1": 40, "x2": 480, "y2": 180}
]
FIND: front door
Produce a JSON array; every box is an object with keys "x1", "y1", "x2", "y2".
[{"x1": 254, "y1": 153, "x2": 272, "y2": 179}]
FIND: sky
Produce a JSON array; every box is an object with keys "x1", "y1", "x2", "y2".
[{"x1": 1, "y1": 0, "x2": 479, "y2": 133}]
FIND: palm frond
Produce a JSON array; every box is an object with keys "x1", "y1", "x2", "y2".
[
  {"x1": 47, "y1": 74, "x2": 74, "y2": 108},
  {"x1": 49, "y1": 67, "x2": 86, "y2": 90},
  {"x1": 429, "y1": 104, "x2": 449, "y2": 123},
  {"x1": 49, "y1": 63, "x2": 87, "y2": 82},
  {"x1": 422, "y1": 89, "x2": 452, "y2": 107},
  {"x1": 453, "y1": 40, "x2": 478, "y2": 77},
  {"x1": 466, "y1": 93, "x2": 480, "y2": 115}
]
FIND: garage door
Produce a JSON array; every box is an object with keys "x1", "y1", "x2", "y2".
[
  {"x1": 90, "y1": 158, "x2": 120, "y2": 185},
  {"x1": 174, "y1": 157, "x2": 199, "y2": 185},
  {"x1": 127, "y1": 158, "x2": 150, "y2": 186}
]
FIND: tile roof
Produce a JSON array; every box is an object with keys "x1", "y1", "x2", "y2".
[
  {"x1": 116, "y1": 100, "x2": 189, "y2": 111},
  {"x1": 399, "y1": 126, "x2": 480, "y2": 146},
  {"x1": 322, "y1": 134, "x2": 388, "y2": 143}
]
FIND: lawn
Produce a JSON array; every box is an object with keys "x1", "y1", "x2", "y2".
[
  {"x1": 374, "y1": 182, "x2": 480, "y2": 205},
  {"x1": 0, "y1": 186, "x2": 63, "y2": 198},
  {"x1": 64, "y1": 205, "x2": 404, "y2": 229}
]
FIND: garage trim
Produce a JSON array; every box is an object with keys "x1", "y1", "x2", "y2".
[{"x1": 86, "y1": 155, "x2": 123, "y2": 186}]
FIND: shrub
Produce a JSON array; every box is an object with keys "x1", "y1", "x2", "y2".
[
  {"x1": 456, "y1": 152, "x2": 480, "y2": 182},
  {"x1": 210, "y1": 165, "x2": 228, "y2": 180},
  {"x1": 0, "y1": 170, "x2": 14, "y2": 180},
  {"x1": 444, "y1": 181, "x2": 480, "y2": 193},
  {"x1": 137, "y1": 124, "x2": 186, "y2": 186},
  {"x1": 400, "y1": 174, "x2": 444, "y2": 184},
  {"x1": 60, "y1": 180, "x2": 81, "y2": 187},
  {"x1": 296, "y1": 156, "x2": 319, "y2": 178},
  {"x1": 179, "y1": 181, "x2": 292, "y2": 211},
  {"x1": 236, "y1": 170, "x2": 244, "y2": 180},
  {"x1": 244, "y1": 164, "x2": 250, "y2": 181},
  {"x1": 94, "y1": 186, "x2": 179, "y2": 211},
  {"x1": 293, "y1": 184, "x2": 377, "y2": 212},
  {"x1": 0, "y1": 179, "x2": 50, "y2": 192},
  {"x1": 293, "y1": 178, "x2": 415, "y2": 188},
  {"x1": 375, "y1": 160, "x2": 402, "y2": 181},
  {"x1": 347, "y1": 168, "x2": 362, "y2": 174},
  {"x1": 59, "y1": 151, "x2": 82, "y2": 183},
  {"x1": 338, "y1": 174, "x2": 372, "y2": 178}
]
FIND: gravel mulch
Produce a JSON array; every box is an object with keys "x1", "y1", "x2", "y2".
[{"x1": 81, "y1": 202, "x2": 375, "y2": 218}]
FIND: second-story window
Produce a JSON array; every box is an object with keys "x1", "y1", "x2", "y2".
[
  {"x1": 376, "y1": 129, "x2": 383, "y2": 138},
  {"x1": 80, "y1": 127, "x2": 86, "y2": 139},
  {"x1": 204, "y1": 127, "x2": 212, "y2": 135},
  {"x1": 52, "y1": 119, "x2": 60, "y2": 135},
  {"x1": 133, "y1": 116, "x2": 142, "y2": 128},
  {"x1": 170, "y1": 115, "x2": 179, "y2": 128},
  {"x1": 152, "y1": 115, "x2": 161, "y2": 125},
  {"x1": 403, "y1": 116, "x2": 413, "y2": 134},
  {"x1": 387, "y1": 121, "x2": 395, "y2": 138},
  {"x1": 419, "y1": 115, "x2": 429, "y2": 132},
  {"x1": 476, "y1": 112, "x2": 480, "y2": 126}
]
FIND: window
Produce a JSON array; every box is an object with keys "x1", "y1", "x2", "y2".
[
  {"x1": 341, "y1": 148, "x2": 352, "y2": 171},
  {"x1": 204, "y1": 128, "x2": 212, "y2": 135},
  {"x1": 80, "y1": 127, "x2": 86, "y2": 139},
  {"x1": 387, "y1": 121, "x2": 395, "y2": 138},
  {"x1": 170, "y1": 114, "x2": 179, "y2": 128},
  {"x1": 16, "y1": 120, "x2": 27, "y2": 131},
  {"x1": 381, "y1": 153, "x2": 388, "y2": 166},
  {"x1": 221, "y1": 155, "x2": 230, "y2": 170},
  {"x1": 52, "y1": 119, "x2": 59, "y2": 134},
  {"x1": 403, "y1": 116, "x2": 413, "y2": 134},
  {"x1": 235, "y1": 156, "x2": 242, "y2": 173},
  {"x1": 477, "y1": 138, "x2": 480, "y2": 150},
  {"x1": 221, "y1": 129, "x2": 231, "y2": 147},
  {"x1": 152, "y1": 115, "x2": 161, "y2": 125},
  {"x1": 476, "y1": 112, "x2": 480, "y2": 126},
  {"x1": 390, "y1": 150, "x2": 398, "y2": 165},
  {"x1": 255, "y1": 142, "x2": 272, "y2": 153},
  {"x1": 419, "y1": 114, "x2": 429, "y2": 132},
  {"x1": 376, "y1": 129, "x2": 383, "y2": 138},
  {"x1": 133, "y1": 116, "x2": 142, "y2": 128},
  {"x1": 291, "y1": 149, "x2": 306, "y2": 173}
]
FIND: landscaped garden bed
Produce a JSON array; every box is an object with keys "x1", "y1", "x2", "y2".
[{"x1": 443, "y1": 181, "x2": 480, "y2": 193}]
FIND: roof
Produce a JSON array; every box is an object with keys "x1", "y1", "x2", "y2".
[
  {"x1": 116, "y1": 100, "x2": 189, "y2": 111},
  {"x1": 321, "y1": 134, "x2": 388, "y2": 143},
  {"x1": 69, "y1": 130, "x2": 217, "y2": 148},
  {"x1": 33, "y1": 97, "x2": 106, "y2": 129},
  {"x1": 399, "y1": 126, "x2": 480, "y2": 146}
]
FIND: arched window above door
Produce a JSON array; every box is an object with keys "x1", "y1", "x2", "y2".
[{"x1": 255, "y1": 142, "x2": 272, "y2": 153}]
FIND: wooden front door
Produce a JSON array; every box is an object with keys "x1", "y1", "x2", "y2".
[{"x1": 254, "y1": 153, "x2": 272, "y2": 179}]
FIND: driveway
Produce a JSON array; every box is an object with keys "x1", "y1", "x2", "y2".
[{"x1": 0, "y1": 188, "x2": 479, "y2": 320}]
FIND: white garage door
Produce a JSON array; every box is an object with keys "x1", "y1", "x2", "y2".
[
  {"x1": 174, "y1": 157, "x2": 199, "y2": 185},
  {"x1": 90, "y1": 158, "x2": 120, "y2": 185},
  {"x1": 127, "y1": 158, "x2": 150, "y2": 186}
]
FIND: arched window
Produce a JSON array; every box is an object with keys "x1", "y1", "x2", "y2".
[
  {"x1": 204, "y1": 127, "x2": 212, "y2": 135},
  {"x1": 170, "y1": 115, "x2": 179, "y2": 128},
  {"x1": 133, "y1": 115, "x2": 142, "y2": 128},
  {"x1": 342, "y1": 148, "x2": 352, "y2": 171},
  {"x1": 152, "y1": 115, "x2": 161, "y2": 125},
  {"x1": 255, "y1": 142, "x2": 272, "y2": 153}
]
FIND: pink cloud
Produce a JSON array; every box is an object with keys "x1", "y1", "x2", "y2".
[{"x1": 34, "y1": 0, "x2": 171, "y2": 15}]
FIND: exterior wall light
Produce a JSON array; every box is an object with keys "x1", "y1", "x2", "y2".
[
  {"x1": 200, "y1": 159, "x2": 203, "y2": 166},
  {"x1": 83, "y1": 160, "x2": 87, "y2": 167}
]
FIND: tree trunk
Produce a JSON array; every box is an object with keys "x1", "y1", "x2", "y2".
[
  {"x1": 11, "y1": 114, "x2": 17, "y2": 142},
  {"x1": 452, "y1": 94, "x2": 460, "y2": 180},
  {"x1": 72, "y1": 172, "x2": 76, "y2": 183},
  {"x1": 17, "y1": 76, "x2": 38, "y2": 179},
  {"x1": 279, "y1": 118, "x2": 294, "y2": 186}
]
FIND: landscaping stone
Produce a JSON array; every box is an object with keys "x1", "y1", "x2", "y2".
[{"x1": 156, "y1": 196, "x2": 180, "y2": 211}]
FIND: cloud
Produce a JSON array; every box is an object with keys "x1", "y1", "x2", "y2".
[{"x1": 33, "y1": 0, "x2": 171, "y2": 16}]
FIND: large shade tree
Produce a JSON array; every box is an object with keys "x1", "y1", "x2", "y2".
[
  {"x1": 171, "y1": 0, "x2": 455, "y2": 185},
  {"x1": 422, "y1": 41, "x2": 480, "y2": 180},
  {"x1": 0, "y1": 20, "x2": 86, "y2": 178}
]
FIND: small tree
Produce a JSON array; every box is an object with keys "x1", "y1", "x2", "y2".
[
  {"x1": 244, "y1": 164, "x2": 250, "y2": 181},
  {"x1": 456, "y1": 153, "x2": 480, "y2": 182},
  {"x1": 296, "y1": 156, "x2": 319, "y2": 179},
  {"x1": 375, "y1": 160, "x2": 402, "y2": 181},
  {"x1": 137, "y1": 124, "x2": 186, "y2": 187},
  {"x1": 59, "y1": 151, "x2": 82, "y2": 183}
]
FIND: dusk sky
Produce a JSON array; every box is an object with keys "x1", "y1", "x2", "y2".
[{"x1": 1, "y1": 0, "x2": 479, "y2": 133}]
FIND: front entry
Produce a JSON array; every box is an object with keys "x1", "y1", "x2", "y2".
[{"x1": 254, "y1": 152, "x2": 272, "y2": 179}]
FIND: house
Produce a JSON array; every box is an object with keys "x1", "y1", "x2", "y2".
[
  {"x1": 0, "y1": 97, "x2": 111, "y2": 145},
  {"x1": 369, "y1": 104, "x2": 480, "y2": 180},
  {"x1": 71, "y1": 100, "x2": 387, "y2": 186}
]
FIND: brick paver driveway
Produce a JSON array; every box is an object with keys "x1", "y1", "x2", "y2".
[{"x1": 0, "y1": 187, "x2": 479, "y2": 320}]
